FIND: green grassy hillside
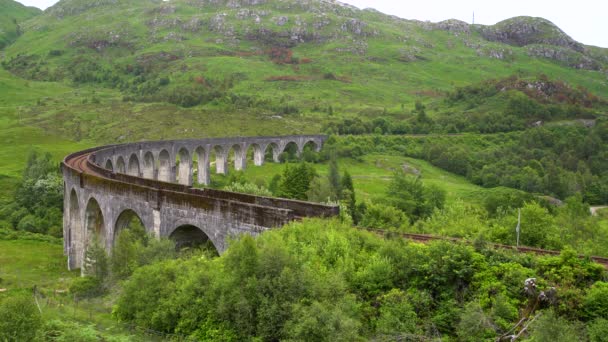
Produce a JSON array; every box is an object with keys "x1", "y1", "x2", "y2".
[
  {"x1": 3, "y1": 0, "x2": 607, "y2": 116},
  {"x1": 0, "y1": 69, "x2": 89, "y2": 199},
  {"x1": 0, "y1": 0, "x2": 40, "y2": 49}
]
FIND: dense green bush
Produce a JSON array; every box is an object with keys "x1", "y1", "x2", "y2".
[
  {"x1": 0, "y1": 293, "x2": 42, "y2": 341},
  {"x1": 113, "y1": 219, "x2": 607, "y2": 340},
  {"x1": 111, "y1": 223, "x2": 176, "y2": 280},
  {"x1": 583, "y1": 282, "x2": 608, "y2": 320},
  {"x1": 0, "y1": 151, "x2": 63, "y2": 237}
]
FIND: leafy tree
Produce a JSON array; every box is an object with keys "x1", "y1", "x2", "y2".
[
  {"x1": 341, "y1": 170, "x2": 354, "y2": 195},
  {"x1": 328, "y1": 155, "x2": 341, "y2": 200},
  {"x1": 283, "y1": 298, "x2": 361, "y2": 341},
  {"x1": 339, "y1": 171, "x2": 360, "y2": 223},
  {"x1": 588, "y1": 318, "x2": 608, "y2": 342},
  {"x1": 277, "y1": 163, "x2": 316, "y2": 200},
  {"x1": 268, "y1": 174, "x2": 282, "y2": 196},
  {"x1": 386, "y1": 172, "x2": 445, "y2": 221},
  {"x1": 528, "y1": 310, "x2": 587, "y2": 342},
  {"x1": 374, "y1": 289, "x2": 418, "y2": 336},
  {"x1": 307, "y1": 176, "x2": 335, "y2": 203},
  {"x1": 583, "y1": 282, "x2": 608, "y2": 320},
  {"x1": 517, "y1": 202, "x2": 559, "y2": 249},
  {"x1": 111, "y1": 220, "x2": 175, "y2": 280},
  {"x1": 1, "y1": 151, "x2": 63, "y2": 236},
  {"x1": 359, "y1": 202, "x2": 409, "y2": 231},
  {"x1": 82, "y1": 237, "x2": 109, "y2": 282},
  {"x1": 456, "y1": 302, "x2": 496, "y2": 342}
]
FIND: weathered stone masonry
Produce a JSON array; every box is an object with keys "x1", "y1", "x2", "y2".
[{"x1": 62, "y1": 135, "x2": 338, "y2": 270}]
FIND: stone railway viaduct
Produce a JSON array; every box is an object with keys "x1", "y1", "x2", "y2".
[{"x1": 62, "y1": 135, "x2": 338, "y2": 270}]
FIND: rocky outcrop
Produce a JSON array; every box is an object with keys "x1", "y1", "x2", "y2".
[
  {"x1": 47, "y1": 0, "x2": 119, "y2": 19},
  {"x1": 436, "y1": 19, "x2": 470, "y2": 35},
  {"x1": 479, "y1": 16, "x2": 584, "y2": 52},
  {"x1": 526, "y1": 45, "x2": 602, "y2": 70}
]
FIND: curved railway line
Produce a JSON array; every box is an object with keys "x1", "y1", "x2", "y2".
[{"x1": 360, "y1": 228, "x2": 608, "y2": 268}]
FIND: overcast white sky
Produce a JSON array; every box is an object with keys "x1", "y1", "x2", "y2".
[{"x1": 16, "y1": 0, "x2": 608, "y2": 47}]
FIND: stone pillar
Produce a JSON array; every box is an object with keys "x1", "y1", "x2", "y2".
[
  {"x1": 216, "y1": 150, "x2": 228, "y2": 175},
  {"x1": 235, "y1": 148, "x2": 246, "y2": 171},
  {"x1": 198, "y1": 154, "x2": 210, "y2": 186},
  {"x1": 314, "y1": 139, "x2": 323, "y2": 152},
  {"x1": 178, "y1": 158, "x2": 192, "y2": 186},
  {"x1": 254, "y1": 145, "x2": 264, "y2": 166},
  {"x1": 170, "y1": 164, "x2": 177, "y2": 183}
]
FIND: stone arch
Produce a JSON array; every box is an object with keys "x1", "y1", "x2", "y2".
[
  {"x1": 84, "y1": 197, "x2": 106, "y2": 249},
  {"x1": 114, "y1": 209, "x2": 146, "y2": 245},
  {"x1": 195, "y1": 146, "x2": 209, "y2": 185},
  {"x1": 169, "y1": 224, "x2": 218, "y2": 254},
  {"x1": 213, "y1": 145, "x2": 228, "y2": 175},
  {"x1": 282, "y1": 141, "x2": 299, "y2": 161},
  {"x1": 264, "y1": 142, "x2": 280, "y2": 162},
  {"x1": 68, "y1": 188, "x2": 81, "y2": 269},
  {"x1": 158, "y1": 149, "x2": 171, "y2": 182},
  {"x1": 105, "y1": 159, "x2": 113, "y2": 171},
  {"x1": 143, "y1": 151, "x2": 155, "y2": 179},
  {"x1": 302, "y1": 140, "x2": 320, "y2": 153},
  {"x1": 300, "y1": 140, "x2": 320, "y2": 161},
  {"x1": 248, "y1": 143, "x2": 264, "y2": 166},
  {"x1": 176, "y1": 147, "x2": 192, "y2": 186},
  {"x1": 230, "y1": 144, "x2": 246, "y2": 171},
  {"x1": 127, "y1": 154, "x2": 140, "y2": 177},
  {"x1": 116, "y1": 156, "x2": 126, "y2": 174}
]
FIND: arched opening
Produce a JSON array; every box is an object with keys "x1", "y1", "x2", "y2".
[
  {"x1": 248, "y1": 144, "x2": 264, "y2": 166},
  {"x1": 195, "y1": 146, "x2": 209, "y2": 186},
  {"x1": 176, "y1": 148, "x2": 191, "y2": 185},
  {"x1": 116, "y1": 156, "x2": 126, "y2": 174},
  {"x1": 84, "y1": 197, "x2": 106, "y2": 248},
  {"x1": 127, "y1": 154, "x2": 140, "y2": 177},
  {"x1": 105, "y1": 159, "x2": 113, "y2": 171},
  {"x1": 68, "y1": 189, "x2": 81, "y2": 267},
  {"x1": 229, "y1": 144, "x2": 245, "y2": 171},
  {"x1": 158, "y1": 149, "x2": 171, "y2": 182},
  {"x1": 114, "y1": 209, "x2": 146, "y2": 245},
  {"x1": 301, "y1": 140, "x2": 320, "y2": 162},
  {"x1": 213, "y1": 145, "x2": 227, "y2": 175},
  {"x1": 303, "y1": 140, "x2": 319, "y2": 152},
  {"x1": 169, "y1": 224, "x2": 218, "y2": 255},
  {"x1": 265, "y1": 143, "x2": 280, "y2": 163},
  {"x1": 281, "y1": 142, "x2": 299, "y2": 162},
  {"x1": 143, "y1": 152, "x2": 155, "y2": 179}
]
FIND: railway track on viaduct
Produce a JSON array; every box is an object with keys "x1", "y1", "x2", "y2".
[{"x1": 360, "y1": 228, "x2": 608, "y2": 268}]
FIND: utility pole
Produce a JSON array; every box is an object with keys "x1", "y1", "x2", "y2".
[{"x1": 472, "y1": 11, "x2": 475, "y2": 25}]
